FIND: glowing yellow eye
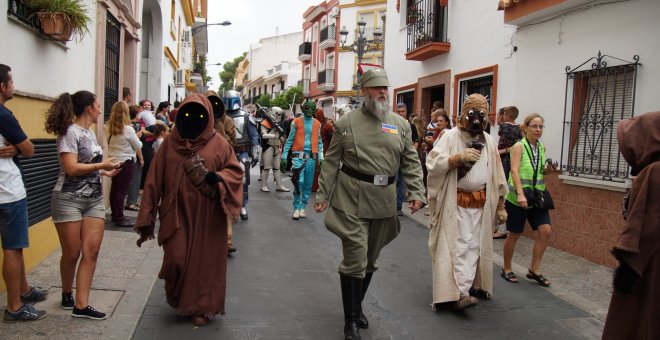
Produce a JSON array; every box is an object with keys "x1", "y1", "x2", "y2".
[
  {"x1": 200, "y1": 115, "x2": 204, "y2": 118},
  {"x1": 185, "y1": 113, "x2": 189, "y2": 117}
]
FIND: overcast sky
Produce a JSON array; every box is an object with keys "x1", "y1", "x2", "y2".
[{"x1": 206, "y1": 0, "x2": 313, "y2": 88}]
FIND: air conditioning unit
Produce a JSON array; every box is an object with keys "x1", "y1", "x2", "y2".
[
  {"x1": 181, "y1": 29, "x2": 191, "y2": 44},
  {"x1": 174, "y1": 69, "x2": 185, "y2": 87},
  {"x1": 329, "y1": 7, "x2": 340, "y2": 17}
]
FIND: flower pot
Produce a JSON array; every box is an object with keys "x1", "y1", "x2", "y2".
[{"x1": 39, "y1": 12, "x2": 73, "y2": 41}]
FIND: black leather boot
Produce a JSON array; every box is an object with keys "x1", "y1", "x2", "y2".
[
  {"x1": 358, "y1": 272, "x2": 373, "y2": 329},
  {"x1": 340, "y1": 275, "x2": 363, "y2": 340}
]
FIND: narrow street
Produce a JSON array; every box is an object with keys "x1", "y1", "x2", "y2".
[{"x1": 133, "y1": 169, "x2": 601, "y2": 339}]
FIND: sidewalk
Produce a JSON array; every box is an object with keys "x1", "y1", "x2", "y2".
[
  {"x1": 0, "y1": 207, "x2": 163, "y2": 340},
  {"x1": 0, "y1": 174, "x2": 613, "y2": 339}
]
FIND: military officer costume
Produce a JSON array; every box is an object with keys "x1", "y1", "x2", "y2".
[{"x1": 315, "y1": 68, "x2": 425, "y2": 340}]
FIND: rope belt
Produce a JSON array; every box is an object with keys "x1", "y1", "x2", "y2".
[
  {"x1": 341, "y1": 163, "x2": 395, "y2": 186},
  {"x1": 456, "y1": 188, "x2": 487, "y2": 209}
]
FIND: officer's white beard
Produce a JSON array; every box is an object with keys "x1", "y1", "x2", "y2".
[{"x1": 363, "y1": 93, "x2": 389, "y2": 116}]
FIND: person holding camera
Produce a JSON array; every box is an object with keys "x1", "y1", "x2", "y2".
[
  {"x1": 501, "y1": 113, "x2": 553, "y2": 287},
  {"x1": 426, "y1": 94, "x2": 508, "y2": 311}
]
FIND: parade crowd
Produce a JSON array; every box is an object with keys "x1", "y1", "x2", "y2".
[{"x1": 0, "y1": 63, "x2": 658, "y2": 340}]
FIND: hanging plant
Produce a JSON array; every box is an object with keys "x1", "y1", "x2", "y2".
[{"x1": 27, "y1": 0, "x2": 91, "y2": 42}]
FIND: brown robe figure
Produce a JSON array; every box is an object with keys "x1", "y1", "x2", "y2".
[
  {"x1": 135, "y1": 94, "x2": 243, "y2": 326},
  {"x1": 602, "y1": 111, "x2": 660, "y2": 340}
]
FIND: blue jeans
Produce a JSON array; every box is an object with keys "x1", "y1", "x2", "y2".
[
  {"x1": 396, "y1": 169, "x2": 406, "y2": 210},
  {"x1": 0, "y1": 198, "x2": 29, "y2": 249}
]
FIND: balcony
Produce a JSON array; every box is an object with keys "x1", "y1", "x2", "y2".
[
  {"x1": 317, "y1": 69, "x2": 335, "y2": 92},
  {"x1": 298, "y1": 42, "x2": 312, "y2": 62},
  {"x1": 498, "y1": 0, "x2": 594, "y2": 26},
  {"x1": 301, "y1": 79, "x2": 310, "y2": 97},
  {"x1": 405, "y1": 0, "x2": 450, "y2": 61},
  {"x1": 319, "y1": 24, "x2": 336, "y2": 50}
]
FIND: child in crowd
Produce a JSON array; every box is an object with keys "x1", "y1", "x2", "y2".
[
  {"x1": 426, "y1": 109, "x2": 440, "y2": 138},
  {"x1": 152, "y1": 122, "x2": 169, "y2": 153}
]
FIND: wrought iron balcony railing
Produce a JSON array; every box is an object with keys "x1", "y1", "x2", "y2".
[
  {"x1": 320, "y1": 24, "x2": 336, "y2": 44},
  {"x1": 298, "y1": 42, "x2": 312, "y2": 57},
  {"x1": 406, "y1": 0, "x2": 448, "y2": 52}
]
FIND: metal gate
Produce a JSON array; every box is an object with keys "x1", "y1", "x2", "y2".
[
  {"x1": 104, "y1": 12, "x2": 121, "y2": 119},
  {"x1": 560, "y1": 52, "x2": 640, "y2": 182}
]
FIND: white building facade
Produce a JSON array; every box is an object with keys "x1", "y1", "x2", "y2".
[{"x1": 242, "y1": 31, "x2": 304, "y2": 104}]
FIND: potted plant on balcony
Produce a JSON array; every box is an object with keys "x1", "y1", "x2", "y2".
[{"x1": 27, "y1": 0, "x2": 91, "y2": 42}]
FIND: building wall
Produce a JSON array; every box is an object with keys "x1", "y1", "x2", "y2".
[
  {"x1": 247, "y1": 32, "x2": 304, "y2": 84},
  {"x1": 0, "y1": 0, "x2": 99, "y2": 292}
]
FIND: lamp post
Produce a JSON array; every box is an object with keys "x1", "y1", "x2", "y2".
[
  {"x1": 191, "y1": 20, "x2": 231, "y2": 35},
  {"x1": 339, "y1": 19, "x2": 382, "y2": 104}
]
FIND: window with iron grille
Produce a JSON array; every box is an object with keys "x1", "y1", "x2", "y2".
[
  {"x1": 104, "y1": 12, "x2": 121, "y2": 120},
  {"x1": 560, "y1": 52, "x2": 640, "y2": 183},
  {"x1": 405, "y1": 0, "x2": 448, "y2": 52},
  {"x1": 458, "y1": 75, "x2": 493, "y2": 110}
]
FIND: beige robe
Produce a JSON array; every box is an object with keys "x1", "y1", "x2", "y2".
[{"x1": 426, "y1": 127, "x2": 508, "y2": 305}]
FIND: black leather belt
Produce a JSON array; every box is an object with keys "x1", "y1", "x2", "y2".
[{"x1": 341, "y1": 164, "x2": 395, "y2": 186}]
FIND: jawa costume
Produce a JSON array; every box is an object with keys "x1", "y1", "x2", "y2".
[
  {"x1": 426, "y1": 94, "x2": 508, "y2": 310},
  {"x1": 602, "y1": 111, "x2": 660, "y2": 340},
  {"x1": 259, "y1": 106, "x2": 289, "y2": 192},
  {"x1": 315, "y1": 68, "x2": 425, "y2": 340},
  {"x1": 206, "y1": 90, "x2": 239, "y2": 253},
  {"x1": 134, "y1": 94, "x2": 243, "y2": 326},
  {"x1": 281, "y1": 100, "x2": 323, "y2": 220}
]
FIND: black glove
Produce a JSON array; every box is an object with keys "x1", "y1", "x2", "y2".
[
  {"x1": 613, "y1": 261, "x2": 639, "y2": 294},
  {"x1": 205, "y1": 172, "x2": 221, "y2": 184}
]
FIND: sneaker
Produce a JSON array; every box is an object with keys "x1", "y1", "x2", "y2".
[
  {"x1": 113, "y1": 218, "x2": 134, "y2": 228},
  {"x1": 299, "y1": 209, "x2": 306, "y2": 218},
  {"x1": 3, "y1": 304, "x2": 47, "y2": 322},
  {"x1": 72, "y1": 306, "x2": 107, "y2": 320},
  {"x1": 260, "y1": 186, "x2": 270, "y2": 192},
  {"x1": 292, "y1": 209, "x2": 300, "y2": 220},
  {"x1": 396, "y1": 209, "x2": 404, "y2": 216},
  {"x1": 276, "y1": 186, "x2": 290, "y2": 192},
  {"x1": 61, "y1": 292, "x2": 75, "y2": 310},
  {"x1": 20, "y1": 286, "x2": 48, "y2": 303}
]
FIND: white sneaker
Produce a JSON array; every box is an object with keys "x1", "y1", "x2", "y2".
[
  {"x1": 276, "y1": 186, "x2": 290, "y2": 192},
  {"x1": 260, "y1": 186, "x2": 270, "y2": 192},
  {"x1": 292, "y1": 209, "x2": 300, "y2": 220},
  {"x1": 299, "y1": 209, "x2": 306, "y2": 218}
]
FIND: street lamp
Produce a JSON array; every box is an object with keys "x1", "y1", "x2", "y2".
[
  {"x1": 339, "y1": 19, "x2": 383, "y2": 104},
  {"x1": 191, "y1": 21, "x2": 231, "y2": 35}
]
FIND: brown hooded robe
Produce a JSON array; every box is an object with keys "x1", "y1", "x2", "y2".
[
  {"x1": 135, "y1": 94, "x2": 243, "y2": 316},
  {"x1": 602, "y1": 111, "x2": 660, "y2": 340}
]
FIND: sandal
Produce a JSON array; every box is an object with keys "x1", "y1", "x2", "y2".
[
  {"x1": 500, "y1": 268, "x2": 518, "y2": 283},
  {"x1": 526, "y1": 269, "x2": 551, "y2": 287},
  {"x1": 493, "y1": 232, "x2": 507, "y2": 239},
  {"x1": 125, "y1": 204, "x2": 139, "y2": 211}
]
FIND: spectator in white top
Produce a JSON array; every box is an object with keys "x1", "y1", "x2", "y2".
[
  {"x1": 137, "y1": 99, "x2": 156, "y2": 189},
  {"x1": 0, "y1": 64, "x2": 49, "y2": 322},
  {"x1": 106, "y1": 101, "x2": 144, "y2": 227}
]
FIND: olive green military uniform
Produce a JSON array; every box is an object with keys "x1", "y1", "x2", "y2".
[{"x1": 316, "y1": 105, "x2": 425, "y2": 278}]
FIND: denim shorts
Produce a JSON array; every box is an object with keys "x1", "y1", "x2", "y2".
[
  {"x1": 51, "y1": 191, "x2": 105, "y2": 223},
  {"x1": 505, "y1": 200, "x2": 551, "y2": 233},
  {"x1": 0, "y1": 198, "x2": 29, "y2": 249}
]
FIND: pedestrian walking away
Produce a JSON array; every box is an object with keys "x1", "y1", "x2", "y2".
[{"x1": 315, "y1": 68, "x2": 425, "y2": 340}]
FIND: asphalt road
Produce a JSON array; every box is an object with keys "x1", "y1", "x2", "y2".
[{"x1": 134, "y1": 172, "x2": 597, "y2": 340}]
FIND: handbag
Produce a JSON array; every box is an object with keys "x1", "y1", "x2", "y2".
[{"x1": 522, "y1": 140, "x2": 555, "y2": 210}]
